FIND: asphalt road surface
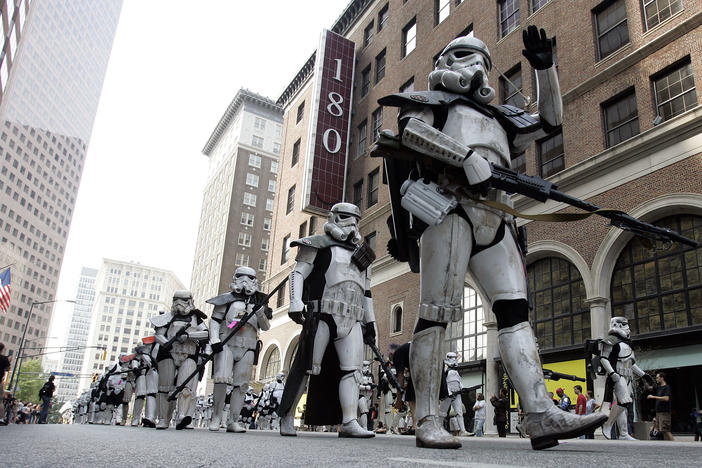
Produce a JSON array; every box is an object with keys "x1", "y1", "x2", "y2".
[{"x1": 0, "y1": 425, "x2": 700, "y2": 467}]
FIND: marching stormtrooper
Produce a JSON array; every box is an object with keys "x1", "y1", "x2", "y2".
[
  {"x1": 599, "y1": 317, "x2": 646, "y2": 440},
  {"x1": 131, "y1": 342, "x2": 158, "y2": 427},
  {"x1": 279, "y1": 202, "x2": 376, "y2": 438},
  {"x1": 376, "y1": 26, "x2": 607, "y2": 449},
  {"x1": 358, "y1": 361, "x2": 374, "y2": 430},
  {"x1": 152, "y1": 290, "x2": 210, "y2": 430},
  {"x1": 207, "y1": 267, "x2": 271, "y2": 433},
  {"x1": 440, "y1": 352, "x2": 468, "y2": 436},
  {"x1": 269, "y1": 373, "x2": 285, "y2": 431},
  {"x1": 119, "y1": 355, "x2": 136, "y2": 425},
  {"x1": 257, "y1": 383, "x2": 272, "y2": 429},
  {"x1": 240, "y1": 386, "x2": 258, "y2": 429},
  {"x1": 105, "y1": 362, "x2": 127, "y2": 425},
  {"x1": 380, "y1": 367, "x2": 398, "y2": 433}
]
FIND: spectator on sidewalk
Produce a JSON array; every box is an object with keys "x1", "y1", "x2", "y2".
[
  {"x1": 555, "y1": 388, "x2": 571, "y2": 412},
  {"x1": 585, "y1": 390, "x2": 600, "y2": 439},
  {"x1": 38, "y1": 375, "x2": 56, "y2": 424},
  {"x1": 491, "y1": 388, "x2": 508, "y2": 438},
  {"x1": 647, "y1": 372, "x2": 674, "y2": 441},
  {"x1": 472, "y1": 393, "x2": 486, "y2": 437},
  {"x1": 0, "y1": 343, "x2": 11, "y2": 425}
]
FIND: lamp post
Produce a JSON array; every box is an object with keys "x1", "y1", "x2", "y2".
[{"x1": 8, "y1": 299, "x2": 76, "y2": 394}]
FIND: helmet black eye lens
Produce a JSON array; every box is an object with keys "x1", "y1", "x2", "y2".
[{"x1": 454, "y1": 50, "x2": 471, "y2": 58}]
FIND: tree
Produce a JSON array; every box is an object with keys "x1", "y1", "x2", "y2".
[{"x1": 14, "y1": 359, "x2": 46, "y2": 404}]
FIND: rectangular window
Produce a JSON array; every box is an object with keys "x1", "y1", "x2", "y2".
[
  {"x1": 436, "y1": 0, "x2": 450, "y2": 25},
  {"x1": 538, "y1": 130, "x2": 565, "y2": 178},
  {"x1": 361, "y1": 65, "x2": 371, "y2": 97},
  {"x1": 531, "y1": 0, "x2": 550, "y2": 13},
  {"x1": 275, "y1": 125, "x2": 283, "y2": 137},
  {"x1": 259, "y1": 258, "x2": 267, "y2": 272},
  {"x1": 261, "y1": 238, "x2": 269, "y2": 251},
  {"x1": 292, "y1": 139, "x2": 301, "y2": 166},
  {"x1": 299, "y1": 221, "x2": 308, "y2": 240},
  {"x1": 268, "y1": 180, "x2": 276, "y2": 192},
  {"x1": 252, "y1": 135, "x2": 264, "y2": 148},
  {"x1": 400, "y1": 77, "x2": 415, "y2": 93},
  {"x1": 594, "y1": 0, "x2": 629, "y2": 60},
  {"x1": 653, "y1": 59, "x2": 697, "y2": 122},
  {"x1": 378, "y1": 4, "x2": 389, "y2": 31},
  {"x1": 375, "y1": 49, "x2": 386, "y2": 84},
  {"x1": 270, "y1": 161, "x2": 279, "y2": 174},
  {"x1": 240, "y1": 212, "x2": 255, "y2": 227},
  {"x1": 402, "y1": 19, "x2": 417, "y2": 58},
  {"x1": 353, "y1": 179, "x2": 363, "y2": 207},
  {"x1": 238, "y1": 232, "x2": 252, "y2": 247},
  {"x1": 266, "y1": 199, "x2": 274, "y2": 211},
  {"x1": 643, "y1": 0, "x2": 682, "y2": 31},
  {"x1": 500, "y1": 65, "x2": 524, "y2": 108},
  {"x1": 281, "y1": 234, "x2": 291, "y2": 264},
  {"x1": 286, "y1": 185, "x2": 296, "y2": 214},
  {"x1": 364, "y1": 231, "x2": 377, "y2": 252},
  {"x1": 603, "y1": 89, "x2": 640, "y2": 148},
  {"x1": 249, "y1": 154, "x2": 261, "y2": 168},
  {"x1": 246, "y1": 173, "x2": 259, "y2": 187},
  {"x1": 296, "y1": 102, "x2": 305, "y2": 123},
  {"x1": 243, "y1": 192, "x2": 257, "y2": 207},
  {"x1": 372, "y1": 107, "x2": 383, "y2": 140},
  {"x1": 511, "y1": 153, "x2": 527, "y2": 174},
  {"x1": 235, "y1": 253, "x2": 250, "y2": 267},
  {"x1": 499, "y1": 0, "x2": 520, "y2": 38},
  {"x1": 357, "y1": 120, "x2": 368, "y2": 158},
  {"x1": 367, "y1": 168, "x2": 380, "y2": 208},
  {"x1": 254, "y1": 117, "x2": 266, "y2": 130},
  {"x1": 273, "y1": 143, "x2": 281, "y2": 154},
  {"x1": 364, "y1": 21, "x2": 374, "y2": 46},
  {"x1": 309, "y1": 217, "x2": 316, "y2": 235},
  {"x1": 263, "y1": 218, "x2": 272, "y2": 231}
]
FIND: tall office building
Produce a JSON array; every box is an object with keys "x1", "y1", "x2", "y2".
[
  {"x1": 0, "y1": 1, "x2": 122, "y2": 360},
  {"x1": 79, "y1": 259, "x2": 184, "y2": 394},
  {"x1": 190, "y1": 89, "x2": 283, "y2": 316},
  {"x1": 55, "y1": 267, "x2": 97, "y2": 403}
]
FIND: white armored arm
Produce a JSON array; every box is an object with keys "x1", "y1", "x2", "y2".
[
  {"x1": 535, "y1": 66, "x2": 562, "y2": 127},
  {"x1": 632, "y1": 364, "x2": 645, "y2": 379},
  {"x1": 289, "y1": 246, "x2": 316, "y2": 313},
  {"x1": 154, "y1": 326, "x2": 168, "y2": 346},
  {"x1": 255, "y1": 305, "x2": 271, "y2": 331},
  {"x1": 363, "y1": 267, "x2": 376, "y2": 325},
  {"x1": 209, "y1": 315, "x2": 221, "y2": 345}
]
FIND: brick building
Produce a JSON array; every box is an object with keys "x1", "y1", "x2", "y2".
[{"x1": 261, "y1": 0, "x2": 701, "y2": 434}]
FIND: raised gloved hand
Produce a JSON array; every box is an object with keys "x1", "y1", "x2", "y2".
[
  {"x1": 522, "y1": 25, "x2": 553, "y2": 70},
  {"x1": 210, "y1": 341, "x2": 224, "y2": 354},
  {"x1": 363, "y1": 322, "x2": 376, "y2": 346}
]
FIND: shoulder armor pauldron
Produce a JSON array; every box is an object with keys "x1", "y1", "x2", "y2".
[
  {"x1": 291, "y1": 234, "x2": 354, "y2": 251},
  {"x1": 150, "y1": 311, "x2": 173, "y2": 328},
  {"x1": 206, "y1": 291, "x2": 237, "y2": 306},
  {"x1": 492, "y1": 104, "x2": 541, "y2": 134}
]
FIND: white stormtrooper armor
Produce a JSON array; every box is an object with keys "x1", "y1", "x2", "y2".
[
  {"x1": 357, "y1": 361, "x2": 374, "y2": 430},
  {"x1": 440, "y1": 352, "x2": 468, "y2": 436},
  {"x1": 118, "y1": 355, "x2": 136, "y2": 426},
  {"x1": 380, "y1": 368, "x2": 398, "y2": 433},
  {"x1": 600, "y1": 317, "x2": 645, "y2": 440},
  {"x1": 152, "y1": 290, "x2": 210, "y2": 430},
  {"x1": 269, "y1": 373, "x2": 285, "y2": 431},
  {"x1": 207, "y1": 267, "x2": 270, "y2": 433},
  {"x1": 131, "y1": 342, "x2": 158, "y2": 427},
  {"x1": 280, "y1": 203, "x2": 376, "y2": 439},
  {"x1": 257, "y1": 383, "x2": 272, "y2": 430},
  {"x1": 105, "y1": 363, "x2": 127, "y2": 425},
  {"x1": 240, "y1": 386, "x2": 258, "y2": 428},
  {"x1": 378, "y1": 27, "x2": 606, "y2": 449}
]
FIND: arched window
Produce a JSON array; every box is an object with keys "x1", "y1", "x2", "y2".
[
  {"x1": 611, "y1": 214, "x2": 702, "y2": 335},
  {"x1": 391, "y1": 303, "x2": 403, "y2": 334},
  {"x1": 262, "y1": 346, "x2": 280, "y2": 382},
  {"x1": 528, "y1": 257, "x2": 589, "y2": 349},
  {"x1": 445, "y1": 286, "x2": 486, "y2": 363}
]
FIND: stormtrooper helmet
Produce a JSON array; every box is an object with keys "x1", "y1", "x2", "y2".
[
  {"x1": 444, "y1": 351, "x2": 458, "y2": 368},
  {"x1": 324, "y1": 202, "x2": 362, "y2": 244},
  {"x1": 275, "y1": 372, "x2": 285, "y2": 383},
  {"x1": 246, "y1": 386, "x2": 254, "y2": 395},
  {"x1": 428, "y1": 35, "x2": 495, "y2": 103},
  {"x1": 609, "y1": 316, "x2": 631, "y2": 340},
  {"x1": 362, "y1": 360, "x2": 371, "y2": 375},
  {"x1": 230, "y1": 266, "x2": 259, "y2": 295},
  {"x1": 171, "y1": 290, "x2": 195, "y2": 316}
]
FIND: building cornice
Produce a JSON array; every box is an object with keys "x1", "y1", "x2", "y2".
[
  {"x1": 276, "y1": 52, "x2": 316, "y2": 109},
  {"x1": 203, "y1": 88, "x2": 282, "y2": 156}
]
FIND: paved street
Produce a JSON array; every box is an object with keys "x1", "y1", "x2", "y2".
[{"x1": 0, "y1": 425, "x2": 700, "y2": 467}]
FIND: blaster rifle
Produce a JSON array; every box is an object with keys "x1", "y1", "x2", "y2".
[
  {"x1": 543, "y1": 368, "x2": 585, "y2": 382},
  {"x1": 366, "y1": 338, "x2": 403, "y2": 393},
  {"x1": 168, "y1": 277, "x2": 289, "y2": 401},
  {"x1": 460, "y1": 383, "x2": 483, "y2": 395},
  {"x1": 158, "y1": 321, "x2": 193, "y2": 354}
]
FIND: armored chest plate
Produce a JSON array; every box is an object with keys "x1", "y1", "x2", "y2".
[{"x1": 442, "y1": 103, "x2": 510, "y2": 166}]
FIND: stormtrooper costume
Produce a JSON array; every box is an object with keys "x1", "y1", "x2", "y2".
[
  {"x1": 207, "y1": 267, "x2": 270, "y2": 433},
  {"x1": 240, "y1": 386, "x2": 258, "y2": 428},
  {"x1": 105, "y1": 362, "x2": 127, "y2": 425},
  {"x1": 152, "y1": 290, "x2": 210, "y2": 430},
  {"x1": 119, "y1": 356, "x2": 136, "y2": 425},
  {"x1": 279, "y1": 203, "x2": 376, "y2": 438},
  {"x1": 131, "y1": 342, "x2": 158, "y2": 427},
  {"x1": 377, "y1": 27, "x2": 606, "y2": 449},
  {"x1": 88, "y1": 380, "x2": 99, "y2": 424},
  {"x1": 269, "y1": 373, "x2": 285, "y2": 431},
  {"x1": 379, "y1": 368, "x2": 398, "y2": 433},
  {"x1": 357, "y1": 361, "x2": 374, "y2": 430},
  {"x1": 599, "y1": 317, "x2": 645, "y2": 440},
  {"x1": 439, "y1": 352, "x2": 468, "y2": 436}
]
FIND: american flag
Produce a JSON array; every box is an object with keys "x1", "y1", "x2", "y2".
[{"x1": 0, "y1": 267, "x2": 10, "y2": 313}]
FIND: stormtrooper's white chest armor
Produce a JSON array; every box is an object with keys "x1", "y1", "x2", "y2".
[
  {"x1": 324, "y1": 246, "x2": 365, "y2": 290},
  {"x1": 442, "y1": 103, "x2": 511, "y2": 166}
]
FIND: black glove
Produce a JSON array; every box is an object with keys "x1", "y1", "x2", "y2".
[
  {"x1": 289, "y1": 310, "x2": 305, "y2": 325},
  {"x1": 264, "y1": 306, "x2": 273, "y2": 320},
  {"x1": 522, "y1": 25, "x2": 553, "y2": 70},
  {"x1": 363, "y1": 322, "x2": 376, "y2": 346},
  {"x1": 211, "y1": 341, "x2": 224, "y2": 354}
]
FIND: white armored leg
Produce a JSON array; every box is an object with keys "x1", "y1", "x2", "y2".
[
  {"x1": 499, "y1": 322, "x2": 607, "y2": 449},
  {"x1": 280, "y1": 375, "x2": 308, "y2": 436},
  {"x1": 226, "y1": 386, "x2": 247, "y2": 433},
  {"x1": 175, "y1": 358, "x2": 197, "y2": 430},
  {"x1": 451, "y1": 397, "x2": 468, "y2": 435},
  {"x1": 131, "y1": 397, "x2": 144, "y2": 426},
  {"x1": 209, "y1": 383, "x2": 228, "y2": 431},
  {"x1": 338, "y1": 372, "x2": 374, "y2": 438},
  {"x1": 411, "y1": 326, "x2": 460, "y2": 448}
]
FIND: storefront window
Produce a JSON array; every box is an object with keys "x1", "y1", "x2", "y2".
[
  {"x1": 446, "y1": 286, "x2": 486, "y2": 363},
  {"x1": 262, "y1": 346, "x2": 280, "y2": 382}
]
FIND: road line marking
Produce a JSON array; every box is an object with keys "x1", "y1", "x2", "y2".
[{"x1": 387, "y1": 457, "x2": 526, "y2": 468}]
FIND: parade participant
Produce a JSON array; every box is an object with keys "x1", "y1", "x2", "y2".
[
  {"x1": 118, "y1": 354, "x2": 136, "y2": 425},
  {"x1": 151, "y1": 290, "x2": 210, "y2": 430},
  {"x1": 203, "y1": 393, "x2": 214, "y2": 428},
  {"x1": 257, "y1": 382, "x2": 272, "y2": 430},
  {"x1": 600, "y1": 316, "x2": 646, "y2": 440},
  {"x1": 88, "y1": 380, "x2": 99, "y2": 424},
  {"x1": 105, "y1": 361, "x2": 127, "y2": 425},
  {"x1": 279, "y1": 202, "x2": 376, "y2": 438},
  {"x1": 379, "y1": 367, "x2": 398, "y2": 434},
  {"x1": 358, "y1": 361, "x2": 374, "y2": 430},
  {"x1": 240, "y1": 386, "x2": 258, "y2": 429},
  {"x1": 269, "y1": 372, "x2": 285, "y2": 431},
  {"x1": 206, "y1": 267, "x2": 271, "y2": 433},
  {"x1": 440, "y1": 352, "x2": 468, "y2": 436},
  {"x1": 374, "y1": 26, "x2": 607, "y2": 449},
  {"x1": 131, "y1": 341, "x2": 158, "y2": 427}
]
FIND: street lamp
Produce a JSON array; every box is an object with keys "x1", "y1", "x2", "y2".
[{"x1": 8, "y1": 299, "x2": 76, "y2": 394}]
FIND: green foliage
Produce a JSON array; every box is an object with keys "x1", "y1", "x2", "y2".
[{"x1": 14, "y1": 359, "x2": 46, "y2": 404}]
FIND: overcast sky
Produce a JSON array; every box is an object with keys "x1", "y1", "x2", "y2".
[{"x1": 47, "y1": 0, "x2": 351, "y2": 351}]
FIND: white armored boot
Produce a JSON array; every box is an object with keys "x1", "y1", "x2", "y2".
[
  {"x1": 602, "y1": 404, "x2": 635, "y2": 440},
  {"x1": 280, "y1": 375, "x2": 308, "y2": 436},
  {"x1": 143, "y1": 395, "x2": 157, "y2": 427},
  {"x1": 499, "y1": 322, "x2": 607, "y2": 449},
  {"x1": 411, "y1": 326, "x2": 461, "y2": 448},
  {"x1": 226, "y1": 387, "x2": 247, "y2": 433},
  {"x1": 131, "y1": 397, "x2": 144, "y2": 426},
  {"x1": 156, "y1": 393, "x2": 173, "y2": 429},
  {"x1": 338, "y1": 372, "x2": 374, "y2": 438},
  {"x1": 121, "y1": 403, "x2": 130, "y2": 426},
  {"x1": 208, "y1": 383, "x2": 227, "y2": 431}
]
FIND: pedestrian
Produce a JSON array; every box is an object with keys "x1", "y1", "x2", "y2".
[
  {"x1": 0, "y1": 342, "x2": 11, "y2": 425},
  {"x1": 490, "y1": 388, "x2": 508, "y2": 437},
  {"x1": 647, "y1": 372, "x2": 675, "y2": 441},
  {"x1": 585, "y1": 390, "x2": 600, "y2": 439},
  {"x1": 555, "y1": 388, "x2": 571, "y2": 412},
  {"x1": 472, "y1": 393, "x2": 486, "y2": 437},
  {"x1": 38, "y1": 374, "x2": 56, "y2": 424}
]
